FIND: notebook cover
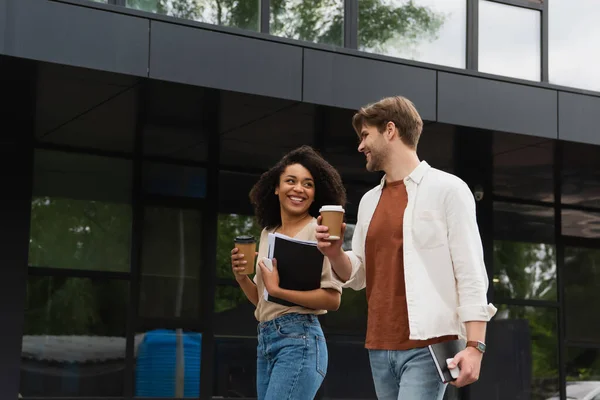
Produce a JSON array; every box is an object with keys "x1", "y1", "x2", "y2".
[
  {"x1": 264, "y1": 233, "x2": 324, "y2": 307},
  {"x1": 428, "y1": 339, "x2": 466, "y2": 383}
]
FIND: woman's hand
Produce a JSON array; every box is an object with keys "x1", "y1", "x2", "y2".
[
  {"x1": 231, "y1": 247, "x2": 251, "y2": 282},
  {"x1": 259, "y1": 258, "x2": 280, "y2": 296}
]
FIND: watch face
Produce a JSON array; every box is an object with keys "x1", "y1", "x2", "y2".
[{"x1": 477, "y1": 342, "x2": 486, "y2": 352}]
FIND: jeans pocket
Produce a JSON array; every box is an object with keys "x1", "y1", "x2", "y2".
[
  {"x1": 315, "y1": 335, "x2": 328, "y2": 378},
  {"x1": 276, "y1": 322, "x2": 307, "y2": 340}
]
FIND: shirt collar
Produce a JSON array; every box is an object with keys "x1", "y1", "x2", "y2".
[{"x1": 378, "y1": 160, "x2": 431, "y2": 188}]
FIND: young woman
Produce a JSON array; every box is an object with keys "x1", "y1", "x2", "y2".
[{"x1": 230, "y1": 145, "x2": 347, "y2": 400}]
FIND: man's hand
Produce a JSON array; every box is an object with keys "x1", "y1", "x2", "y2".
[
  {"x1": 259, "y1": 258, "x2": 280, "y2": 296},
  {"x1": 448, "y1": 347, "x2": 483, "y2": 388},
  {"x1": 315, "y1": 215, "x2": 346, "y2": 259}
]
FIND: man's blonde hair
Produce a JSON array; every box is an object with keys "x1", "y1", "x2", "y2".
[{"x1": 352, "y1": 96, "x2": 423, "y2": 149}]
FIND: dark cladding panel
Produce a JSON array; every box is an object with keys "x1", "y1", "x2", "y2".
[
  {"x1": 303, "y1": 49, "x2": 436, "y2": 121},
  {"x1": 438, "y1": 72, "x2": 557, "y2": 139},
  {"x1": 2, "y1": 0, "x2": 149, "y2": 76},
  {"x1": 559, "y1": 92, "x2": 600, "y2": 145},
  {"x1": 150, "y1": 22, "x2": 302, "y2": 101}
]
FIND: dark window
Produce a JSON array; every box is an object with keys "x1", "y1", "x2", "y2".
[
  {"x1": 20, "y1": 277, "x2": 129, "y2": 397},
  {"x1": 139, "y1": 207, "x2": 203, "y2": 319}
]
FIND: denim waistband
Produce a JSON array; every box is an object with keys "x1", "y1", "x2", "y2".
[{"x1": 258, "y1": 313, "x2": 319, "y2": 332}]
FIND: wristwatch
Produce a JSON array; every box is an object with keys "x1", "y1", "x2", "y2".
[{"x1": 466, "y1": 340, "x2": 486, "y2": 354}]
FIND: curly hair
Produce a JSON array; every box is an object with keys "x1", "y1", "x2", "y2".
[{"x1": 249, "y1": 145, "x2": 347, "y2": 230}]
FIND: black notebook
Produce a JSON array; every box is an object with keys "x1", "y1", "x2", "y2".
[
  {"x1": 262, "y1": 233, "x2": 324, "y2": 307},
  {"x1": 428, "y1": 339, "x2": 466, "y2": 383}
]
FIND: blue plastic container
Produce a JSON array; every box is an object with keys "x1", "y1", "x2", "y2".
[{"x1": 135, "y1": 329, "x2": 202, "y2": 397}]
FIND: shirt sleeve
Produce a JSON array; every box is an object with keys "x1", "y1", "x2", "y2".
[
  {"x1": 446, "y1": 181, "x2": 497, "y2": 322},
  {"x1": 338, "y1": 221, "x2": 367, "y2": 291}
]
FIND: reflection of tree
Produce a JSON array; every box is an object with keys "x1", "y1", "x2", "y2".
[
  {"x1": 29, "y1": 197, "x2": 131, "y2": 271},
  {"x1": 494, "y1": 241, "x2": 556, "y2": 300},
  {"x1": 215, "y1": 214, "x2": 262, "y2": 313},
  {"x1": 129, "y1": 0, "x2": 444, "y2": 50},
  {"x1": 24, "y1": 277, "x2": 127, "y2": 336}
]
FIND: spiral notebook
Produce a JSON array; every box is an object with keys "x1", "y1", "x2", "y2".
[{"x1": 262, "y1": 232, "x2": 324, "y2": 307}]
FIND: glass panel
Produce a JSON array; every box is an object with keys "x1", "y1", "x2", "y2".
[
  {"x1": 219, "y1": 92, "x2": 315, "y2": 170},
  {"x1": 20, "y1": 277, "x2": 128, "y2": 397},
  {"x1": 494, "y1": 202, "x2": 555, "y2": 244},
  {"x1": 134, "y1": 329, "x2": 202, "y2": 398},
  {"x1": 550, "y1": 0, "x2": 600, "y2": 92},
  {"x1": 126, "y1": 0, "x2": 260, "y2": 31},
  {"x1": 35, "y1": 64, "x2": 137, "y2": 153},
  {"x1": 358, "y1": 0, "x2": 466, "y2": 69},
  {"x1": 562, "y1": 141, "x2": 600, "y2": 209},
  {"x1": 213, "y1": 337, "x2": 257, "y2": 398},
  {"x1": 214, "y1": 286, "x2": 257, "y2": 336},
  {"x1": 562, "y1": 210, "x2": 600, "y2": 239},
  {"x1": 493, "y1": 241, "x2": 556, "y2": 301},
  {"x1": 143, "y1": 162, "x2": 207, "y2": 198},
  {"x1": 490, "y1": 306, "x2": 559, "y2": 400},
  {"x1": 270, "y1": 0, "x2": 344, "y2": 46},
  {"x1": 319, "y1": 340, "x2": 376, "y2": 399},
  {"x1": 493, "y1": 132, "x2": 554, "y2": 202},
  {"x1": 217, "y1": 214, "x2": 262, "y2": 279},
  {"x1": 564, "y1": 247, "x2": 600, "y2": 343},
  {"x1": 478, "y1": 1, "x2": 541, "y2": 81},
  {"x1": 493, "y1": 203, "x2": 556, "y2": 301},
  {"x1": 140, "y1": 207, "x2": 203, "y2": 319},
  {"x1": 144, "y1": 81, "x2": 209, "y2": 162},
  {"x1": 564, "y1": 348, "x2": 600, "y2": 398},
  {"x1": 320, "y1": 289, "x2": 367, "y2": 336},
  {"x1": 29, "y1": 150, "x2": 132, "y2": 271}
]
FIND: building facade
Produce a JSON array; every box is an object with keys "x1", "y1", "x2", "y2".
[{"x1": 1, "y1": 0, "x2": 599, "y2": 399}]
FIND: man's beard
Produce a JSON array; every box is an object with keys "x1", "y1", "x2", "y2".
[{"x1": 366, "y1": 152, "x2": 383, "y2": 172}]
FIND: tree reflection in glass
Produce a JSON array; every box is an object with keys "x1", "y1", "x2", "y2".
[{"x1": 493, "y1": 241, "x2": 557, "y2": 301}]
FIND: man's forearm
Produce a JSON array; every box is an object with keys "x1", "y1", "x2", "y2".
[
  {"x1": 465, "y1": 321, "x2": 487, "y2": 343},
  {"x1": 328, "y1": 249, "x2": 353, "y2": 282}
]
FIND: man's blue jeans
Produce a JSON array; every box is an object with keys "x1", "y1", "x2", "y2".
[
  {"x1": 256, "y1": 313, "x2": 327, "y2": 400},
  {"x1": 368, "y1": 347, "x2": 447, "y2": 400}
]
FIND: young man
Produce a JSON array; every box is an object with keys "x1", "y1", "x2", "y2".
[{"x1": 316, "y1": 96, "x2": 497, "y2": 400}]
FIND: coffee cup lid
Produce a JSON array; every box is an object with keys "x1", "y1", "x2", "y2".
[
  {"x1": 319, "y1": 205, "x2": 345, "y2": 213},
  {"x1": 234, "y1": 235, "x2": 255, "y2": 243}
]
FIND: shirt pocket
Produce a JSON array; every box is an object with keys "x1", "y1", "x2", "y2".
[{"x1": 412, "y1": 210, "x2": 445, "y2": 249}]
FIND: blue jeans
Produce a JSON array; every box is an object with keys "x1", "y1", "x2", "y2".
[
  {"x1": 368, "y1": 347, "x2": 447, "y2": 400},
  {"x1": 257, "y1": 313, "x2": 327, "y2": 400}
]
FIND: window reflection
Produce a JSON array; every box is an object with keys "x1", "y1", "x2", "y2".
[
  {"x1": 492, "y1": 305, "x2": 559, "y2": 400},
  {"x1": 213, "y1": 337, "x2": 257, "y2": 398},
  {"x1": 20, "y1": 277, "x2": 128, "y2": 397},
  {"x1": 493, "y1": 241, "x2": 556, "y2": 301},
  {"x1": 270, "y1": 0, "x2": 344, "y2": 46},
  {"x1": 493, "y1": 202, "x2": 556, "y2": 301},
  {"x1": 134, "y1": 329, "x2": 202, "y2": 398},
  {"x1": 358, "y1": 0, "x2": 466, "y2": 69},
  {"x1": 550, "y1": 0, "x2": 600, "y2": 92},
  {"x1": 565, "y1": 348, "x2": 600, "y2": 395},
  {"x1": 216, "y1": 214, "x2": 262, "y2": 279},
  {"x1": 29, "y1": 150, "x2": 132, "y2": 272},
  {"x1": 478, "y1": 0, "x2": 541, "y2": 81},
  {"x1": 493, "y1": 132, "x2": 554, "y2": 202},
  {"x1": 564, "y1": 247, "x2": 600, "y2": 343},
  {"x1": 126, "y1": 0, "x2": 260, "y2": 31},
  {"x1": 140, "y1": 207, "x2": 203, "y2": 319},
  {"x1": 562, "y1": 141, "x2": 600, "y2": 209},
  {"x1": 494, "y1": 202, "x2": 555, "y2": 244},
  {"x1": 562, "y1": 210, "x2": 600, "y2": 239}
]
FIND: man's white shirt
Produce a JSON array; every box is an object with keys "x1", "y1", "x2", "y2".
[{"x1": 343, "y1": 160, "x2": 497, "y2": 340}]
